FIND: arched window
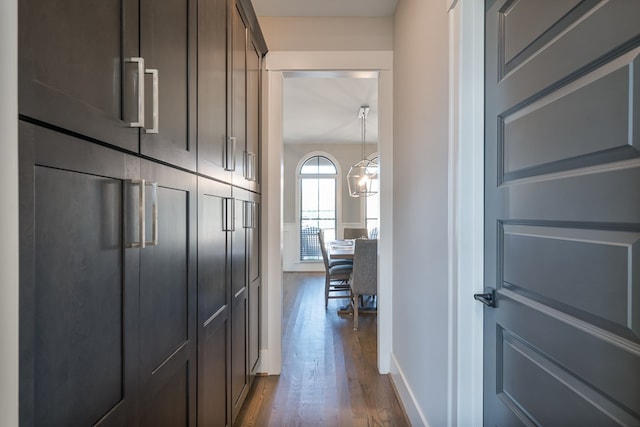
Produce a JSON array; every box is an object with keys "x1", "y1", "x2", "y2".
[{"x1": 299, "y1": 155, "x2": 337, "y2": 261}]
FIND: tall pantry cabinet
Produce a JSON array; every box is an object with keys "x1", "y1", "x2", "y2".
[{"x1": 18, "y1": 0, "x2": 267, "y2": 425}]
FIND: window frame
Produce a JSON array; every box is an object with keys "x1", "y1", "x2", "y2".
[{"x1": 296, "y1": 152, "x2": 342, "y2": 262}]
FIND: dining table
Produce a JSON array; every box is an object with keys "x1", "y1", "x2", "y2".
[{"x1": 328, "y1": 239, "x2": 355, "y2": 260}]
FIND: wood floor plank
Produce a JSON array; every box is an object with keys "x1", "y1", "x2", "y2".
[{"x1": 235, "y1": 272, "x2": 410, "y2": 426}]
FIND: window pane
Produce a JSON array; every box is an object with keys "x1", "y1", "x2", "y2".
[
  {"x1": 317, "y1": 156, "x2": 337, "y2": 174},
  {"x1": 301, "y1": 179, "x2": 319, "y2": 219},
  {"x1": 301, "y1": 156, "x2": 336, "y2": 175},
  {"x1": 299, "y1": 156, "x2": 337, "y2": 261}
]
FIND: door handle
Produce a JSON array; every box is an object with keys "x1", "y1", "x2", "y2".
[
  {"x1": 225, "y1": 137, "x2": 237, "y2": 171},
  {"x1": 127, "y1": 57, "x2": 145, "y2": 128},
  {"x1": 223, "y1": 198, "x2": 235, "y2": 232},
  {"x1": 144, "y1": 68, "x2": 159, "y2": 134},
  {"x1": 128, "y1": 179, "x2": 146, "y2": 248},
  {"x1": 145, "y1": 181, "x2": 158, "y2": 246},
  {"x1": 473, "y1": 290, "x2": 496, "y2": 307}
]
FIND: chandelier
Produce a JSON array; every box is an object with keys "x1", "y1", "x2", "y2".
[{"x1": 347, "y1": 106, "x2": 378, "y2": 197}]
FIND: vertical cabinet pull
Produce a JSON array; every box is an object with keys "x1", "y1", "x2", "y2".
[
  {"x1": 128, "y1": 179, "x2": 159, "y2": 248},
  {"x1": 251, "y1": 152, "x2": 256, "y2": 181},
  {"x1": 243, "y1": 201, "x2": 250, "y2": 228},
  {"x1": 129, "y1": 179, "x2": 146, "y2": 248},
  {"x1": 145, "y1": 68, "x2": 159, "y2": 134},
  {"x1": 223, "y1": 198, "x2": 235, "y2": 232},
  {"x1": 245, "y1": 152, "x2": 256, "y2": 181},
  {"x1": 243, "y1": 201, "x2": 256, "y2": 229},
  {"x1": 145, "y1": 181, "x2": 159, "y2": 246},
  {"x1": 225, "y1": 137, "x2": 237, "y2": 171},
  {"x1": 127, "y1": 57, "x2": 145, "y2": 129}
]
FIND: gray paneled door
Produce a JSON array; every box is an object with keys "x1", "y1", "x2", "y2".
[{"x1": 484, "y1": 1, "x2": 640, "y2": 425}]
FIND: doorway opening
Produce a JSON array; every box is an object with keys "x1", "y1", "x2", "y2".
[{"x1": 261, "y1": 51, "x2": 393, "y2": 375}]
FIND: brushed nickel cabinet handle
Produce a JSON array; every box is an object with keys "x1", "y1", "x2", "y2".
[
  {"x1": 129, "y1": 179, "x2": 146, "y2": 248},
  {"x1": 225, "y1": 137, "x2": 236, "y2": 171},
  {"x1": 145, "y1": 181, "x2": 158, "y2": 246},
  {"x1": 127, "y1": 57, "x2": 145, "y2": 129},
  {"x1": 144, "y1": 68, "x2": 159, "y2": 134}
]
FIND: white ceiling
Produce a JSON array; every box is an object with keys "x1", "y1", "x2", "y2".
[
  {"x1": 254, "y1": 0, "x2": 394, "y2": 146},
  {"x1": 283, "y1": 73, "x2": 378, "y2": 145},
  {"x1": 252, "y1": 0, "x2": 398, "y2": 17}
]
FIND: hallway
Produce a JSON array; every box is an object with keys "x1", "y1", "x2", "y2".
[{"x1": 236, "y1": 273, "x2": 409, "y2": 426}]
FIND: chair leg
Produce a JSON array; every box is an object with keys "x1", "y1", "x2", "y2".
[
  {"x1": 353, "y1": 292, "x2": 359, "y2": 331},
  {"x1": 325, "y1": 276, "x2": 329, "y2": 308}
]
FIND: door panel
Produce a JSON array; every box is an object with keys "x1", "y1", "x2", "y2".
[
  {"x1": 19, "y1": 122, "x2": 139, "y2": 426},
  {"x1": 141, "y1": 187, "x2": 189, "y2": 368},
  {"x1": 18, "y1": 0, "x2": 139, "y2": 151},
  {"x1": 197, "y1": 177, "x2": 232, "y2": 427},
  {"x1": 139, "y1": 161, "x2": 197, "y2": 426},
  {"x1": 197, "y1": 0, "x2": 231, "y2": 183},
  {"x1": 230, "y1": 197, "x2": 248, "y2": 421},
  {"x1": 246, "y1": 42, "x2": 261, "y2": 191},
  {"x1": 248, "y1": 201, "x2": 260, "y2": 375},
  {"x1": 485, "y1": 1, "x2": 640, "y2": 425},
  {"x1": 199, "y1": 317, "x2": 229, "y2": 427},
  {"x1": 230, "y1": 5, "x2": 247, "y2": 185},
  {"x1": 140, "y1": 0, "x2": 197, "y2": 170}
]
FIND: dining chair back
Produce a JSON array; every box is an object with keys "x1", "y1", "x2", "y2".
[
  {"x1": 350, "y1": 238, "x2": 377, "y2": 330},
  {"x1": 343, "y1": 227, "x2": 368, "y2": 240},
  {"x1": 318, "y1": 230, "x2": 352, "y2": 308}
]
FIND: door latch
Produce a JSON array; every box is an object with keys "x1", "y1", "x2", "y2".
[{"x1": 473, "y1": 290, "x2": 496, "y2": 308}]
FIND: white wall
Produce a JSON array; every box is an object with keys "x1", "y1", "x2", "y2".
[
  {"x1": 258, "y1": 17, "x2": 393, "y2": 51},
  {"x1": 391, "y1": 0, "x2": 450, "y2": 425},
  {"x1": 0, "y1": 0, "x2": 19, "y2": 425}
]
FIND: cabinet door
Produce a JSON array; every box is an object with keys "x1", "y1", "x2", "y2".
[
  {"x1": 197, "y1": 177, "x2": 232, "y2": 427},
  {"x1": 248, "y1": 199, "x2": 261, "y2": 377},
  {"x1": 19, "y1": 122, "x2": 140, "y2": 426},
  {"x1": 230, "y1": 196, "x2": 249, "y2": 423},
  {"x1": 197, "y1": 0, "x2": 232, "y2": 183},
  {"x1": 18, "y1": 0, "x2": 139, "y2": 152},
  {"x1": 230, "y1": 4, "x2": 247, "y2": 187},
  {"x1": 139, "y1": 0, "x2": 197, "y2": 171},
  {"x1": 139, "y1": 161, "x2": 197, "y2": 427},
  {"x1": 246, "y1": 42, "x2": 261, "y2": 191}
]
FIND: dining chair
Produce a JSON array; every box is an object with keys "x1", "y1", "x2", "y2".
[
  {"x1": 319, "y1": 231, "x2": 352, "y2": 308},
  {"x1": 369, "y1": 227, "x2": 379, "y2": 239},
  {"x1": 343, "y1": 227, "x2": 368, "y2": 239},
  {"x1": 318, "y1": 229, "x2": 352, "y2": 268},
  {"x1": 349, "y1": 238, "x2": 377, "y2": 330}
]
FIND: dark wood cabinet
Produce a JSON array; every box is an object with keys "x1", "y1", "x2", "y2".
[
  {"x1": 19, "y1": 122, "x2": 199, "y2": 427},
  {"x1": 18, "y1": 0, "x2": 139, "y2": 152},
  {"x1": 197, "y1": 177, "x2": 232, "y2": 427},
  {"x1": 18, "y1": 0, "x2": 266, "y2": 425},
  {"x1": 230, "y1": 188, "x2": 260, "y2": 423},
  {"x1": 246, "y1": 42, "x2": 262, "y2": 192},
  {"x1": 197, "y1": 0, "x2": 232, "y2": 183},
  {"x1": 19, "y1": 0, "x2": 197, "y2": 171},
  {"x1": 138, "y1": 161, "x2": 198, "y2": 426},
  {"x1": 19, "y1": 122, "x2": 140, "y2": 426},
  {"x1": 230, "y1": 195, "x2": 249, "y2": 422},
  {"x1": 230, "y1": 4, "x2": 248, "y2": 188},
  {"x1": 139, "y1": 0, "x2": 197, "y2": 171},
  {"x1": 247, "y1": 199, "x2": 261, "y2": 381}
]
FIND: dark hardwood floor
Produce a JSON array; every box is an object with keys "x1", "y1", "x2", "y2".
[{"x1": 235, "y1": 272, "x2": 410, "y2": 426}]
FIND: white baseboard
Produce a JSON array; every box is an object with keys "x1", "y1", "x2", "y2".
[
  {"x1": 255, "y1": 349, "x2": 276, "y2": 375},
  {"x1": 390, "y1": 352, "x2": 431, "y2": 427}
]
